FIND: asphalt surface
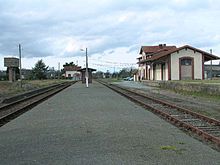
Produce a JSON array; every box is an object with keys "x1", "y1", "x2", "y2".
[{"x1": 0, "y1": 81, "x2": 219, "y2": 165}]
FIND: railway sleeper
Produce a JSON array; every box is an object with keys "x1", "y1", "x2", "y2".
[
  {"x1": 180, "y1": 118, "x2": 202, "y2": 122},
  {"x1": 170, "y1": 114, "x2": 191, "y2": 118},
  {"x1": 204, "y1": 130, "x2": 220, "y2": 133},
  {"x1": 197, "y1": 126, "x2": 220, "y2": 129},
  {"x1": 100, "y1": 81, "x2": 220, "y2": 147},
  {"x1": 200, "y1": 128, "x2": 220, "y2": 131}
]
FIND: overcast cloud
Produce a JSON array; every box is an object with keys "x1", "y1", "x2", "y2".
[{"x1": 1, "y1": 0, "x2": 220, "y2": 71}]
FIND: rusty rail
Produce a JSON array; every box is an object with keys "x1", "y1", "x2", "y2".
[
  {"x1": 0, "y1": 81, "x2": 76, "y2": 126},
  {"x1": 98, "y1": 80, "x2": 220, "y2": 148}
]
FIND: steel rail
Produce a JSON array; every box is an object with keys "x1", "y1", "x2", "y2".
[
  {"x1": 98, "y1": 80, "x2": 220, "y2": 147},
  {"x1": 0, "y1": 82, "x2": 68, "y2": 111},
  {"x1": 0, "y1": 81, "x2": 76, "y2": 126},
  {"x1": 115, "y1": 84, "x2": 220, "y2": 126}
]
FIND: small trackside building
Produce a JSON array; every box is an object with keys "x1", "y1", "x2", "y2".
[
  {"x1": 63, "y1": 65, "x2": 82, "y2": 80},
  {"x1": 77, "y1": 68, "x2": 96, "y2": 83},
  {"x1": 137, "y1": 44, "x2": 220, "y2": 80}
]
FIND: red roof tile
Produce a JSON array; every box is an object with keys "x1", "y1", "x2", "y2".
[
  {"x1": 140, "y1": 44, "x2": 176, "y2": 54},
  {"x1": 64, "y1": 66, "x2": 81, "y2": 71},
  {"x1": 143, "y1": 45, "x2": 220, "y2": 62}
]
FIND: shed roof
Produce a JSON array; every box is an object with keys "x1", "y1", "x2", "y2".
[
  {"x1": 63, "y1": 66, "x2": 81, "y2": 71},
  {"x1": 77, "y1": 68, "x2": 96, "y2": 72}
]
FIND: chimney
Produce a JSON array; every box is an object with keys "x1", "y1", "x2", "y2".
[{"x1": 159, "y1": 44, "x2": 166, "y2": 48}]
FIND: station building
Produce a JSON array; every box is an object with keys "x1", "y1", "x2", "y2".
[
  {"x1": 137, "y1": 44, "x2": 220, "y2": 81},
  {"x1": 63, "y1": 65, "x2": 81, "y2": 80}
]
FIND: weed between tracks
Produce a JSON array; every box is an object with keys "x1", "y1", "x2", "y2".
[
  {"x1": 160, "y1": 143, "x2": 187, "y2": 154},
  {"x1": 160, "y1": 145, "x2": 177, "y2": 151}
]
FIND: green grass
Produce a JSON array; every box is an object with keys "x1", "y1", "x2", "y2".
[
  {"x1": 109, "y1": 78, "x2": 123, "y2": 82},
  {"x1": 160, "y1": 145, "x2": 177, "y2": 151},
  {"x1": 174, "y1": 89, "x2": 220, "y2": 101},
  {"x1": 171, "y1": 79, "x2": 220, "y2": 84},
  {"x1": 160, "y1": 144, "x2": 187, "y2": 154},
  {"x1": 0, "y1": 79, "x2": 69, "y2": 96},
  {"x1": 22, "y1": 79, "x2": 69, "y2": 87},
  {"x1": 160, "y1": 80, "x2": 220, "y2": 101}
]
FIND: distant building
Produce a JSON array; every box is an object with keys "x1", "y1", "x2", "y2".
[
  {"x1": 0, "y1": 70, "x2": 7, "y2": 80},
  {"x1": 137, "y1": 44, "x2": 220, "y2": 81},
  {"x1": 46, "y1": 67, "x2": 56, "y2": 79},
  {"x1": 21, "y1": 69, "x2": 32, "y2": 80},
  {"x1": 77, "y1": 68, "x2": 96, "y2": 83},
  {"x1": 204, "y1": 64, "x2": 220, "y2": 79},
  {"x1": 63, "y1": 65, "x2": 81, "y2": 80}
]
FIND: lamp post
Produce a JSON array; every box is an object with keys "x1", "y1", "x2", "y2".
[
  {"x1": 210, "y1": 49, "x2": 213, "y2": 80},
  {"x1": 19, "y1": 44, "x2": 22, "y2": 88},
  {"x1": 81, "y1": 48, "x2": 89, "y2": 87}
]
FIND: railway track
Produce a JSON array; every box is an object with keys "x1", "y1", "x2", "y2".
[
  {"x1": 98, "y1": 80, "x2": 220, "y2": 148},
  {"x1": 0, "y1": 81, "x2": 76, "y2": 126}
]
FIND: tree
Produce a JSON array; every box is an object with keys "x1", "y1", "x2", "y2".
[
  {"x1": 118, "y1": 67, "x2": 138, "y2": 78},
  {"x1": 130, "y1": 68, "x2": 138, "y2": 76},
  {"x1": 105, "y1": 70, "x2": 111, "y2": 78},
  {"x1": 30, "y1": 59, "x2": 48, "y2": 80},
  {"x1": 63, "y1": 62, "x2": 77, "y2": 67},
  {"x1": 118, "y1": 68, "x2": 130, "y2": 78},
  {"x1": 112, "y1": 71, "x2": 119, "y2": 79},
  {"x1": 93, "y1": 71, "x2": 104, "y2": 79}
]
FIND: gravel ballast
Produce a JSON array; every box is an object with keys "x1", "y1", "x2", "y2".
[
  {"x1": 114, "y1": 81, "x2": 220, "y2": 121},
  {"x1": 0, "y1": 81, "x2": 219, "y2": 164}
]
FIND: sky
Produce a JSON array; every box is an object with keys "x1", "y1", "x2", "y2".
[{"x1": 1, "y1": 0, "x2": 220, "y2": 72}]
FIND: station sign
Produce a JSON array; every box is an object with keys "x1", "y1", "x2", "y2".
[{"x1": 4, "y1": 57, "x2": 19, "y2": 67}]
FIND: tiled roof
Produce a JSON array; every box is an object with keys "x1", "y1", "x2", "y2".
[
  {"x1": 148, "y1": 48, "x2": 178, "y2": 61},
  {"x1": 139, "y1": 45, "x2": 220, "y2": 63},
  {"x1": 140, "y1": 45, "x2": 176, "y2": 54},
  {"x1": 64, "y1": 66, "x2": 81, "y2": 71}
]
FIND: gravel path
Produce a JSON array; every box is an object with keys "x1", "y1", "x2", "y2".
[{"x1": 0, "y1": 81, "x2": 219, "y2": 164}]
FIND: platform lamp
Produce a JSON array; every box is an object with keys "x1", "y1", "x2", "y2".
[{"x1": 80, "y1": 48, "x2": 89, "y2": 88}]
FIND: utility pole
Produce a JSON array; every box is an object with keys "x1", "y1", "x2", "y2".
[
  {"x1": 210, "y1": 49, "x2": 213, "y2": 80},
  {"x1": 19, "y1": 44, "x2": 22, "y2": 88},
  {"x1": 58, "y1": 62, "x2": 60, "y2": 79},
  {"x1": 85, "y1": 48, "x2": 89, "y2": 88},
  {"x1": 81, "y1": 48, "x2": 89, "y2": 87}
]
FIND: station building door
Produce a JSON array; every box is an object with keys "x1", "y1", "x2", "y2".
[{"x1": 180, "y1": 58, "x2": 194, "y2": 80}]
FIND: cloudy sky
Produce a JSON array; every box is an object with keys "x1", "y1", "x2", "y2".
[{"x1": 1, "y1": 0, "x2": 220, "y2": 72}]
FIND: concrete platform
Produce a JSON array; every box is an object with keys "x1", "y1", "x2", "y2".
[{"x1": 0, "y1": 81, "x2": 219, "y2": 165}]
